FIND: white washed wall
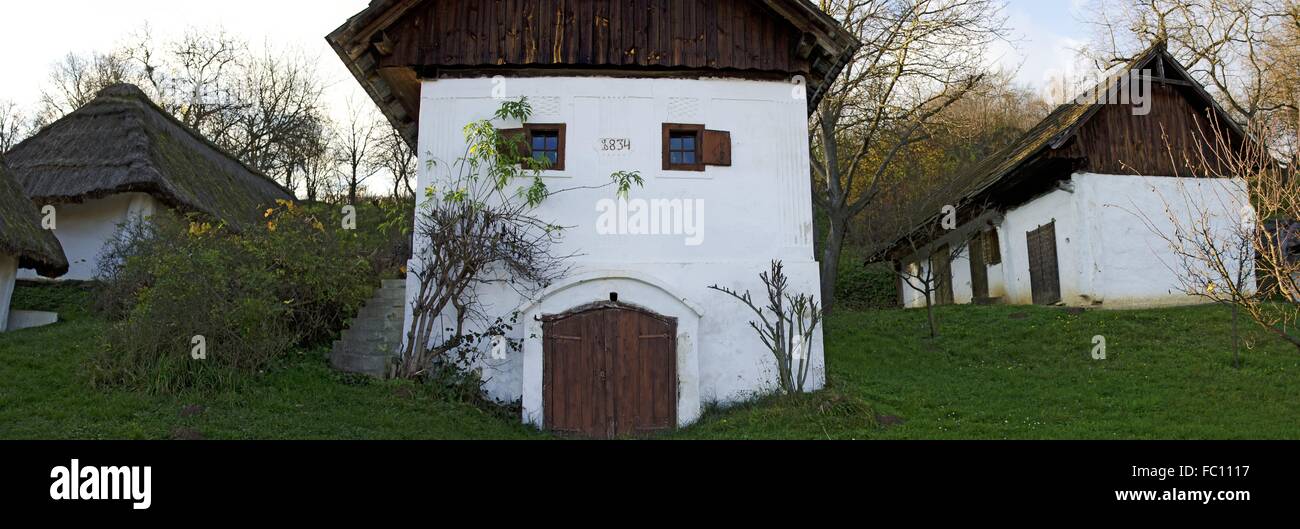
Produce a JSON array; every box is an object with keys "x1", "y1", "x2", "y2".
[
  {"x1": 999, "y1": 186, "x2": 1085, "y2": 305},
  {"x1": 0, "y1": 254, "x2": 16, "y2": 332},
  {"x1": 18, "y1": 193, "x2": 159, "y2": 281},
  {"x1": 901, "y1": 172, "x2": 1254, "y2": 309},
  {"x1": 1075, "y1": 173, "x2": 1254, "y2": 308},
  {"x1": 407, "y1": 76, "x2": 826, "y2": 425}
]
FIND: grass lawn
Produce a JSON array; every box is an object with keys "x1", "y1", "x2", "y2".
[{"x1": 2, "y1": 282, "x2": 1298, "y2": 440}]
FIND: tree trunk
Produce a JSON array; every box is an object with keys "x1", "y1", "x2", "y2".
[
  {"x1": 925, "y1": 290, "x2": 938, "y2": 338},
  {"x1": 348, "y1": 170, "x2": 359, "y2": 205},
  {"x1": 820, "y1": 216, "x2": 848, "y2": 315},
  {"x1": 1232, "y1": 302, "x2": 1240, "y2": 369}
]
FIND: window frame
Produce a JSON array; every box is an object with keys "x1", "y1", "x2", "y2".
[
  {"x1": 662, "y1": 123, "x2": 706, "y2": 172},
  {"x1": 524, "y1": 123, "x2": 566, "y2": 171},
  {"x1": 984, "y1": 229, "x2": 1002, "y2": 265}
]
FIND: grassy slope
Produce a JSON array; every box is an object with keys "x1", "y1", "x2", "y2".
[
  {"x1": 2, "y1": 283, "x2": 1298, "y2": 439},
  {"x1": 681, "y1": 304, "x2": 1300, "y2": 439},
  {"x1": 0, "y1": 283, "x2": 541, "y2": 440}
]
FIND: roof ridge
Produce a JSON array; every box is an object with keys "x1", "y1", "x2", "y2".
[
  {"x1": 90, "y1": 83, "x2": 296, "y2": 198},
  {"x1": 5, "y1": 84, "x2": 295, "y2": 228}
]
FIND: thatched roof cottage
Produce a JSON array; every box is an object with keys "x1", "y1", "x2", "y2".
[
  {"x1": 5, "y1": 84, "x2": 295, "y2": 280},
  {"x1": 0, "y1": 156, "x2": 67, "y2": 332}
]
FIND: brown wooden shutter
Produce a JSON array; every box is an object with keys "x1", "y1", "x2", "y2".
[
  {"x1": 497, "y1": 128, "x2": 528, "y2": 158},
  {"x1": 969, "y1": 235, "x2": 989, "y2": 302},
  {"x1": 1027, "y1": 222, "x2": 1061, "y2": 305},
  {"x1": 702, "y1": 130, "x2": 732, "y2": 166},
  {"x1": 931, "y1": 244, "x2": 954, "y2": 305},
  {"x1": 985, "y1": 229, "x2": 1002, "y2": 265}
]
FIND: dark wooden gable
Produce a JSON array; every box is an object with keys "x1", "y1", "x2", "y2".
[
  {"x1": 1069, "y1": 68, "x2": 1241, "y2": 178},
  {"x1": 381, "y1": 0, "x2": 809, "y2": 73},
  {"x1": 328, "y1": 0, "x2": 861, "y2": 148}
]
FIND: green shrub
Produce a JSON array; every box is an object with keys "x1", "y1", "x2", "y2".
[
  {"x1": 835, "y1": 257, "x2": 899, "y2": 311},
  {"x1": 92, "y1": 219, "x2": 295, "y2": 393},
  {"x1": 250, "y1": 201, "x2": 378, "y2": 345},
  {"x1": 92, "y1": 201, "x2": 379, "y2": 394}
]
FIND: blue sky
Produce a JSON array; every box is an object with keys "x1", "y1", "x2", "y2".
[{"x1": 995, "y1": 0, "x2": 1093, "y2": 92}]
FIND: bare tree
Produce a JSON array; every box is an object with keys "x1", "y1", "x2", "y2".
[
  {"x1": 125, "y1": 26, "x2": 244, "y2": 134},
  {"x1": 335, "y1": 98, "x2": 381, "y2": 205},
  {"x1": 372, "y1": 125, "x2": 417, "y2": 201},
  {"x1": 898, "y1": 236, "x2": 971, "y2": 339},
  {"x1": 0, "y1": 100, "x2": 31, "y2": 152},
  {"x1": 710, "y1": 261, "x2": 824, "y2": 395},
  {"x1": 1138, "y1": 120, "x2": 1300, "y2": 359},
  {"x1": 1081, "y1": 0, "x2": 1298, "y2": 132},
  {"x1": 294, "y1": 119, "x2": 336, "y2": 203},
  {"x1": 400, "y1": 99, "x2": 643, "y2": 379},
  {"x1": 220, "y1": 46, "x2": 328, "y2": 191},
  {"x1": 812, "y1": 0, "x2": 1011, "y2": 314},
  {"x1": 35, "y1": 51, "x2": 138, "y2": 126}
]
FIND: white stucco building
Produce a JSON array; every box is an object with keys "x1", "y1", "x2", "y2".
[
  {"x1": 886, "y1": 44, "x2": 1255, "y2": 310},
  {"x1": 330, "y1": 0, "x2": 859, "y2": 437},
  {"x1": 5, "y1": 84, "x2": 295, "y2": 281}
]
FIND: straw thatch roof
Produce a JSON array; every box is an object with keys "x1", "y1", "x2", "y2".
[
  {"x1": 0, "y1": 156, "x2": 67, "y2": 277},
  {"x1": 4, "y1": 84, "x2": 294, "y2": 228}
]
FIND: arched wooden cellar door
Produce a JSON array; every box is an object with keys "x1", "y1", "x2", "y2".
[{"x1": 542, "y1": 302, "x2": 677, "y2": 439}]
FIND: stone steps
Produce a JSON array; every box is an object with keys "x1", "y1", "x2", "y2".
[{"x1": 329, "y1": 279, "x2": 406, "y2": 378}]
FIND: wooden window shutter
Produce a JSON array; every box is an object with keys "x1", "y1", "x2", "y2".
[
  {"x1": 702, "y1": 130, "x2": 732, "y2": 166},
  {"x1": 1027, "y1": 222, "x2": 1061, "y2": 305},
  {"x1": 985, "y1": 229, "x2": 1002, "y2": 265},
  {"x1": 497, "y1": 128, "x2": 528, "y2": 158}
]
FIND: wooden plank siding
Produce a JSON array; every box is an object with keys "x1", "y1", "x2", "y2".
[
  {"x1": 1027, "y1": 222, "x2": 1061, "y2": 306},
  {"x1": 379, "y1": 0, "x2": 809, "y2": 74},
  {"x1": 1073, "y1": 84, "x2": 1237, "y2": 178},
  {"x1": 930, "y1": 244, "x2": 955, "y2": 306},
  {"x1": 329, "y1": 0, "x2": 860, "y2": 148},
  {"x1": 543, "y1": 303, "x2": 677, "y2": 438}
]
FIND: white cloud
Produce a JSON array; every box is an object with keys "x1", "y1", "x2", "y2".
[{"x1": 991, "y1": 1, "x2": 1092, "y2": 100}]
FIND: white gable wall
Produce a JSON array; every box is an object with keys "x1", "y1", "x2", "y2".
[
  {"x1": 18, "y1": 193, "x2": 159, "y2": 281},
  {"x1": 0, "y1": 254, "x2": 16, "y2": 333},
  {"x1": 900, "y1": 172, "x2": 1253, "y2": 309},
  {"x1": 408, "y1": 76, "x2": 826, "y2": 426},
  {"x1": 1076, "y1": 173, "x2": 1253, "y2": 307}
]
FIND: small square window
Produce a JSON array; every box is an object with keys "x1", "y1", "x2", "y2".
[
  {"x1": 524, "y1": 124, "x2": 565, "y2": 171},
  {"x1": 663, "y1": 124, "x2": 705, "y2": 171}
]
